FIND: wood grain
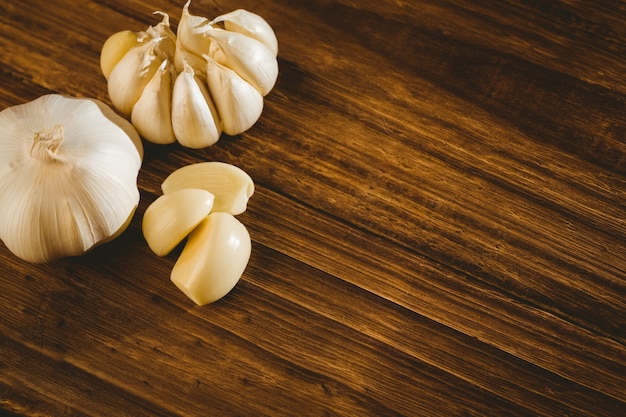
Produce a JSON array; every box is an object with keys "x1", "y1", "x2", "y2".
[{"x1": 1, "y1": 0, "x2": 625, "y2": 416}]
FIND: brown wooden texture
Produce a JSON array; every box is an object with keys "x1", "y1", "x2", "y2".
[{"x1": 1, "y1": 0, "x2": 625, "y2": 416}]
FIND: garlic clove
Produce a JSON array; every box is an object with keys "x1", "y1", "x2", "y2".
[
  {"x1": 0, "y1": 95, "x2": 142, "y2": 263},
  {"x1": 142, "y1": 188, "x2": 215, "y2": 256},
  {"x1": 205, "y1": 28, "x2": 278, "y2": 96},
  {"x1": 161, "y1": 162, "x2": 254, "y2": 215},
  {"x1": 204, "y1": 55, "x2": 264, "y2": 136},
  {"x1": 174, "y1": 37, "x2": 207, "y2": 74},
  {"x1": 100, "y1": 30, "x2": 141, "y2": 80},
  {"x1": 131, "y1": 59, "x2": 176, "y2": 144},
  {"x1": 170, "y1": 212, "x2": 251, "y2": 305},
  {"x1": 144, "y1": 11, "x2": 177, "y2": 50},
  {"x1": 177, "y1": 0, "x2": 214, "y2": 58},
  {"x1": 171, "y1": 62, "x2": 222, "y2": 148},
  {"x1": 101, "y1": 12, "x2": 175, "y2": 83},
  {"x1": 107, "y1": 38, "x2": 165, "y2": 116},
  {"x1": 211, "y1": 9, "x2": 278, "y2": 57}
]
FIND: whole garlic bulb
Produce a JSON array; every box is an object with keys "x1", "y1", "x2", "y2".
[
  {"x1": 101, "y1": 1, "x2": 279, "y2": 147},
  {"x1": 0, "y1": 94, "x2": 143, "y2": 263}
]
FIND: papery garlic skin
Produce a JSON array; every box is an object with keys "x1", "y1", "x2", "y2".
[
  {"x1": 0, "y1": 95, "x2": 142, "y2": 263},
  {"x1": 177, "y1": 1, "x2": 214, "y2": 58},
  {"x1": 101, "y1": 12, "x2": 176, "y2": 83},
  {"x1": 161, "y1": 162, "x2": 254, "y2": 215},
  {"x1": 145, "y1": 11, "x2": 177, "y2": 52},
  {"x1": 171, "y1": 212, "x2": 251, "y2": 306},
  {"x1": 142, "y1": 188, "x2": 214, "y2": 256},
  {"x1": 90, "y1": 99, "x2": 144, "y2": 159}
]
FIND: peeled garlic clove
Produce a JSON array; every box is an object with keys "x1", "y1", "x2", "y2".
[
  {"x1": 161, "y1": 162, "x2": 254, "y2": 215},
  {"x1": 205, "y1": 28, "x2": 278, "y2": 96},
  {"x1": 108, "y1": 38, "x2": 164, "y2": 116},
  {"x1": 142, "y1": 188, "x2": 214, "y2": 256},
  {"x1": 205, "y1": 56, "x2": 263, "y2": 136},
  {"x1": 171, "y1": 212, "x2": 251, "y2": 305},
  {"x1": 100, "y1": 30, "x2": 141, "y2": 80},
  {"x1": 211, "y1": 9, "x2": 278, "y2": 57},
  {"x1": 171, "y1": 62, "x2": 221, "y2": 148},
  {"x1": 131, "y1": 59, "x2": 176, "y2": 144},
  {"x1": 0, "y1": 95, "x2": 142, "y2": 263}
]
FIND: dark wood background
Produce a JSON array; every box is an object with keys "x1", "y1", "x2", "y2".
[{"x1": 1, "y1": 0, "x2": 625, "y2": 415}]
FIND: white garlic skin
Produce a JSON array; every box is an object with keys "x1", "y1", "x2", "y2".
[
  {"x1": 177, "y1": 1, "x2": 214, "y2": 59},
  {"x1": 0, "y1": 95, "x2": 142, "y2": 263},
  {"x1": 144, "y1": 11, "x2": 177, "y2": 52},
  {"x1": 171, "y1": 212, "x2": 251, "y2": 305}
]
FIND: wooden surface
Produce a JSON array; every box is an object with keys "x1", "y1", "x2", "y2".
[{"x1": 1, "y1": 0, "x2": 625, "y2": 415}]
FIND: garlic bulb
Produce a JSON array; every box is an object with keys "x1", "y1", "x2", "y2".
[
  {"x1": 100, "y1": 0, "x2": 278, "y2": 147},
  {"x1": 0, "y1": 95, "x2": 143, "y2": 263}
]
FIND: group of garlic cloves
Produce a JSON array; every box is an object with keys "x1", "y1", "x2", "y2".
[
  {"x1": 142, "y1": 162, "x2": 254, "y2": 305},
  {"x1": 101, "y1": 1, "x2": 278, "y2": 148}
]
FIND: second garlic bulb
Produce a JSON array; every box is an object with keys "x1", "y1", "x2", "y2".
[
  {"x1": 0, "y1": 95, "x2": 143, "y2": 263},
  {"x1": 100, "y1": 1, "x2": 278, "y2": 148}
]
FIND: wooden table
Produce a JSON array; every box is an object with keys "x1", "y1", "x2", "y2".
[{"x1": 1, "y1": 0, "x2": 624, "y2": 415}]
